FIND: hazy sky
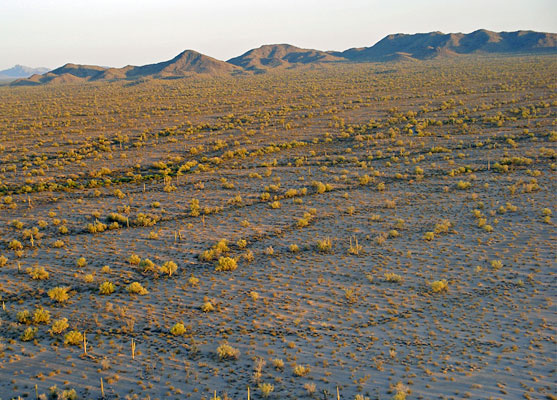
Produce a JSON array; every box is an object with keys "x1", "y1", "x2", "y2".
[{"x1": 1, "y1": 0, "x2": 556, "y2": 70}]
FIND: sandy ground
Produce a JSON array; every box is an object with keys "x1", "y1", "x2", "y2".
[{"x1": 0, "y1": 56, "x2": 555, "y2": 399}]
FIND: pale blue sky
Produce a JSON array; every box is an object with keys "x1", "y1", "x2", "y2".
[{"x1": 1, "y1": 0, "x2": 556, "y2": 70}]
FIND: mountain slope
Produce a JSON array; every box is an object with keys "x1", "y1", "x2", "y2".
[
  {"x1": 228, "y1": 44, "x2": 343, "y2": 72},
  {"x1": 128, "y1": 50, "x2": 240, "y2": 77},
  {"x1": 12, "y1": 50, "x2": 240, "y2": 86},
  {"x1": 340, "y1": 30, "x2": 557, "y2": 61}
]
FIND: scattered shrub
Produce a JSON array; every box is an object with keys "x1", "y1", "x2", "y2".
[
  {"x1": 384, "y1": 273, "x2": 403, "y2": 283},
  {"x1": 159, "y1": 261, "x2": 178, "y2": 277},
  {"x1": 99, "y1": 281, "x2": 115, "y2": 295},
  {"x1": 64, "y1": 330, "x2": 83, "y2": 346},
  {"x1": 50, "y1": 318, "x2": 69, "y2": 335},
  {"x1": 21, "y1": 327, "x2": 37, "y2": 342},
  {"x1": 316, "y1": 237, "x2": 332, "y2": 253},
  {"x1": 33, "y1": 306, "x2": 51, "y2": 324},
  {"x1": 127, "y1": 282, "x2": 148, "y2": 295},
  {"x1": 217, "y1": 342, "x2": 240, "y2": 360},
  {"x1": 259, "y1": 383, "x2": 274, "y2": 398},
  {"x1": 215, "y1": 257, "x2": 238, "y2": 272},
  {"x1": 17, "y1": 310, "x2": 31, "y2": 324},
  {"x1": 293, "y1": 364, "x2": 310, "y2": 377},
  {"x1": 170, "y1": 322, "x2": 187, "y2": 336},
  {"x1": 201, "y1": 301, "x2": 215, "y2": 312},
  {"x1": 27, "y1": 266, "x2": 49, "y2": 280},
  {"x1": 429, "y1": 280, "x2": 449, "y2": 293},
  {"x1": 48, "y1": 287, "x2": 70, "y2": 303}
]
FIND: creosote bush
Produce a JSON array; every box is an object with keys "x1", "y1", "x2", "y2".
[
  {"x1": 259, "y1": 382, "x2": 274, "y2": 397},
  {"x1": 217, "y1": 342, "x2": 240, "y2": 360},
  {"x1": 491, "y1": 260, "x2": 503, "y2": 270},
  {"x1": 27, "y1": 266, "x2": 49, "y2": 280},
  {"x1": 21, "y1": 327, "x2": 37, "y2": 342},
  {"x1": 316, "y1": 237, "x2": 332, "y2": 253},
  {"x1": 429, "y1": 280, "x2": 449, "y2": 293},
  {"x1": 139, "y1": 258, "x2": 156, "y2": 273},
  {"x1": 201, "y1": 301, "x2": 215, "y2": 312},
  {"x1": 293, "y1": 364, "x2": 310, "y2": 377},
  {"x1": 33, "y1": 306, "x2": 51, "y2": 324},
  {"x1": 48, "y1": 287, "x2": 70, "y2": 303},
  {"x1": 384, "y1": 272, "x2": 403, "y2": 283},
  {"x1": 200, "y1": 239, "x2": 230, "y2": 262},
  {"x1": 50, "y1": 318, "x2": 69, "y2": 335},
  {"x1": 128, "y1": 254, "x2": 141, "y2": 265},
  {"x1": 159, "y1": 261, "x2": 178, "y2": 277},
  {"x1": 17, "y1": 310, "x2": 31, "y2": 324},
  {"x1": 127, "y1": 282, "x2": 148, "y2": 295},
  {"x1": 99, "y1": 281, "x2": 115, "y2": 295},
  {"x1": 215, "y1": 257, "x2": 238, "y2": 272},
  {"x1": 64, "y1": 330, "x2": 83, "y2": 346},
  {"x1": 170, "y1": 322, "x2": 187, "y2": 336}
]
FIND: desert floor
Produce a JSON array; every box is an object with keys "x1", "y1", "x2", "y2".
[{"x1": 0, "y1": 55, "x2": 555, "y2": 399}]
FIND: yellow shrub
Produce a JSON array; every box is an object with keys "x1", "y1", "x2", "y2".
[{"x1": 429, "y1": 280, "x2": 448, "y2": 293}]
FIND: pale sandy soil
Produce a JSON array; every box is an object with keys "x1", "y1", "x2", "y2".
[{"x1": 0, "y1": 56, "x2": 555, "y2": 400}]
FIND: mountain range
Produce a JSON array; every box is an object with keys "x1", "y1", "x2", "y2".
[
  {"x1": 11, "y1": 29, "x2": 557, "y2": 86},
  {"x1": 0, "y1": 65, "x2": 49, "y2": 80}
]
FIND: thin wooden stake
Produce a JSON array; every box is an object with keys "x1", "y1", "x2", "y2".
[
  {"x1": 131, "y1": 338, "x2": 136, "y2": 360},
  {"x1": 100, "y1": 377, "x2": 104, "y2": 398},
  {"x1": 337, "y1": 386, "x2": 340, "y2": 400},
  {"x1": 83, "y1": 332, "x2": 87, "y2": 355},
  {"x1": 247, "y1": 386, "x2": 250, "y2": 400},
  {"x1": 35, "y1": 384, "x2": 38, "y2": 400}
]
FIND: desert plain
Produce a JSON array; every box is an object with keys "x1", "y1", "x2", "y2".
[{"x1": 0, "y1": 55, "x2": 555, "y2": 400}]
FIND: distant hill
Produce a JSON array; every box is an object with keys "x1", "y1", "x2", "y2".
[
  {"x1": 338, "y1": 29, "x2": 557, "y2": 61},
  {"x1": 0, "y1": 65, "x2": 49, "y2": 80},
  {"x1": 127, "y1": 50, "x2": 240, "y2": 77},
  {"x1": 228, "y1": 44, "x2": 343, "y2": 72},
  {"x1": 11, "y1": 29, "x2": 557, "y2": 86},
  {"x1": 12, "y1": 50, "x2": 240, "y2": 86}
]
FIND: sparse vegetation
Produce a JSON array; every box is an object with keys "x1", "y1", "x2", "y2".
[
  {"x1": 0, "y1": 52, "x2": 553, "y2": 399},
  {"x1": 217, "y1": 342, "x2": 240, "y2": 360}
]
